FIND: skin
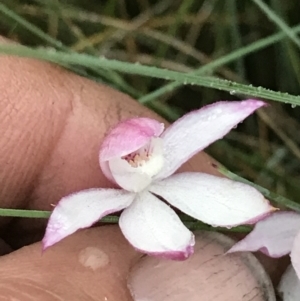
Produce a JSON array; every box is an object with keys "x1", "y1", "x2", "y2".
[{"x1": 0, "y1": 37, "x2": 287, "y2": 300}]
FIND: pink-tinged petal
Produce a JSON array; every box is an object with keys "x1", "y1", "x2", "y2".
[
  {"x1": 150, "y1": 172, "x2": 274, "y2": 227},
  {"x1": 291, "y1": 231, "x2": 300, "y2": 280},
  {"x1": 119, "y1": 191, "x2": 195, "y2": 260},
  {"x1": 278, "y1": 265, "x2": 300, "y2": 301},
  {"x1": 42, "y1": 189, "x2": 135, "y2": 249},
  {"x1": 99, "y1": 161, "x2": 117, "y2": 185},
  {"x1": 228, "y1": 212, "x2": 300, "y2": 257},
  {"x1": 99, "y1": 117, "x2": 164, "y2": 162},
  {"x1": 156, "y1": 99, "x2": 266, "y2": 180}
]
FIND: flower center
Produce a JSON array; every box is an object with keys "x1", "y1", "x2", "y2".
[
  {"x1": 122, "y1": 137, "x2": 164, "y2": 178},
  {"x1": 123, "y1": 149, "x2": 150, "y2": 168}
]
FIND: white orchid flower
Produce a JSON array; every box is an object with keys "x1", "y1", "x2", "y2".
[{"x1": 43, "y1": 99, "x2": 274, "y2": 260}]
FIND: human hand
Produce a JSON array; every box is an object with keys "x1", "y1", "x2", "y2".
[{"x1": 0, "y1": 37, "x2": 286, "y2": 300}]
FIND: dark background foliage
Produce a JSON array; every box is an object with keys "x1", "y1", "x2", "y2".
[{"x1": 1, "y1": 0, "x2": 300, "y2": 202}]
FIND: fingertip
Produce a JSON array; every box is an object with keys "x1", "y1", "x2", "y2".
[
  {"x1": 0, "y1": 226, "x2": 140, "y2": 300},
  {"x1": 128, "y1": 231, "x2": 275, "y2": 301}
]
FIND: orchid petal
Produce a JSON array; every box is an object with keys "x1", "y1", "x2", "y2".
[
  {"x1": 156, "y1": 99, "x2": 265, "y2": 180},
  {"x1": 119, "y1": 191, "x2": 195, "y2": 260},
  {"x1": 278, "y1": 265, "x2": 300, "y2": 301},
  {"x1": 99, "y1": 161, "x2": 117, "y2": 184},
  {"x1": 107, "y1": 137, "x2": 164, "y2": 192},
  {"x1": 108, "y1": 157, "x2": 152, "y2": 192},
  {"x1": 43, "y1": 189, "x2": 135, "y2": 249},
  {"x1": 291, "y1": 231, "x2": 300, "y2": 280},
  {"x1": 150, "y1": 172, "x2": 274, "y2": 227},
  {"x1": 99, "y1": 117, "x2": 164, "y2": 162},
  {"x1": 228, "y1": 212, "x2": 300, "y2": 257}
]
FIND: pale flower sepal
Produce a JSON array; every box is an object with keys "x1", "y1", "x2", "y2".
[
  {"x1": 42, "y1": 188, "x2": 135, "y2": 249},
  {"x1": 156, "y1": 99, "x2": 266, "y2": 179},
  {"x1": 150, "y1": 172, "x2": 274, "y2": 228},
  {"x1": 119, "y1": 191, "x2": 195, "y2": 260},
  {"x1": 228, "y1": 212, "x2": 300, "y2": 257}
]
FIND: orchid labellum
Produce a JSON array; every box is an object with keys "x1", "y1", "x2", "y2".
[{"x1": 43, "y1": 99, "x2": 274, "y2": 260}]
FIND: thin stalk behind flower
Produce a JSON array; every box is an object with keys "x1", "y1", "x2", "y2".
[{"x1": 216, "y1": 163, "x2": 300, "y2": 212}]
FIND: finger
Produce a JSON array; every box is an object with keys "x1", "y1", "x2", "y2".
[
  {"x1": 0, "y1": 226, "x2": 139, "y2": 300},
  {"x1": 0, "y1": 37, "x2": 218, "y2": 244},
  {"x1": 129, "y1": 231, "x2": 276, "y2": 301},
  {"x1": 0, "y1": 38, "x2": 287, "y2": 283}
]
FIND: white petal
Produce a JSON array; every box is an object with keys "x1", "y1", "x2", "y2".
[
  {"x1": 108, "y1": 138, "x2": 164, "y2": 192},
  {"x1": 156, "y1": 99, "x2": 265, "y2": 180},
  {"x1": 150, "y1": 172, "x2": 274, "y2": 227},
  {"x1": 108, "y1": 158, "x2": 152, "y2": 192},
  {"x1": 43, "y1": 189, "x2": 135, "y2": 249},
  {"x1": 133, "y1": 137, "x2": 164, "y2": 178},
  {"x1": 119, "y1": 191, "x2": 195, "y2": 260},
  {"x1": 229, "y1": 212, "x2": 300, "y2": 257},
  {"x1": 291, "y1": 231, "x2": 300, "y2": 280},
  {"x1": 278, "y1": 265, "x2": 300, "y2": 301}
]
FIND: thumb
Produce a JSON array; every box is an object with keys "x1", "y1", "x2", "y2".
[{"x1": 0, "y1": 226, "x2": 139, "y2": 300}]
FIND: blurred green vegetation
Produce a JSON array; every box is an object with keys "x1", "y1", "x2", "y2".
[{"x1": 0, "y1": 0, "x2": 300, "y2": 205}]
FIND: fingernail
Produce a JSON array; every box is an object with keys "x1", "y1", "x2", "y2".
[
  {"x1": 128, "y1": 231, "x2": 275, "y2": 301},
  {"x1": 278, "y1": 264, "x2": 300, "y2": 300}
]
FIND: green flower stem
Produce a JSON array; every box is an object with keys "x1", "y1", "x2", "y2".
[
  {"x1": 0, "y1": 44, "x2": 300, "y2": 105},
  {"x1": 216, "y1": 163, "x2": 300, "y2": 212},
  {"x1": 0, "y1": 207, "x2": 252, "y2": 233},
  {"x1": 0, "y1": 208, "x2": 118, "y2": 223},
  {"x1": 99, "y1": 216, "x2": 120, "y2": 223},
  {"x1": 0, "y1": 208, "x2": 51, "y2": 218},
  {"x1": 186, "y1": 221, "x2": 252, "y2": 233}
]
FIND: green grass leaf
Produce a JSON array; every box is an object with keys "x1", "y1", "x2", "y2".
[{"x1": 0, "y1": 43, "x2": 300, "y2": 106}]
